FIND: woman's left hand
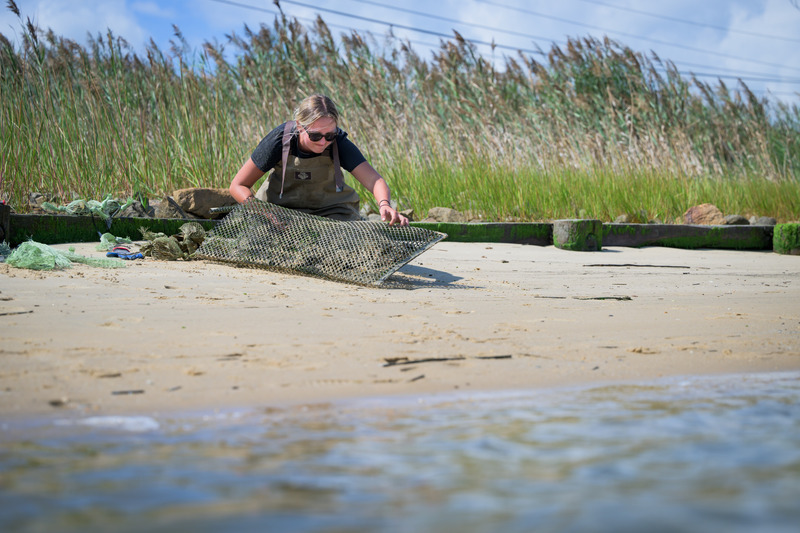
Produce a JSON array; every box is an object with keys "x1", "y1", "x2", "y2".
[{"x1": 380, "y1": 206, "x2": 409, "y2": 226}]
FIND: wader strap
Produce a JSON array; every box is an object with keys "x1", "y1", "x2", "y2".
[
  {"x1": 281, "y1": 120, "x2": 345, "y2": 196},
  {"x1": 279, "y1": 120, "x2": 295, "y2": 199},
  {"x1": 332, "y1": 140, "x2": 344, "y2": 192}
]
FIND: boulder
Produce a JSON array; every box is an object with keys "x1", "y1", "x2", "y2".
[
  {"x1": 749, "y1": 216, "x2": 777, "y2": 226},
  {"x1": 153, "y1": 196, "x2": 190, "y2": 219},
  {"x1": 117, "y1": 200, "x2": 155, "y2": 218},
  {"x1": 172, "y1": 188, "x2": 237, "y2": 219},
  {"x1": 684, "y1": 203, "x2": 725, "y2": 225},
  {"x1": 724, "y1": 214, "x2": 750, "y2": 225},
  {"x1": 422, "y1": 207, "x2": 468, "y2": 223}
]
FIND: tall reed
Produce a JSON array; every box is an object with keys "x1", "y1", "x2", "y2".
[{"x1": 1, "y1": 3, "x2": 798, "y2": 221}]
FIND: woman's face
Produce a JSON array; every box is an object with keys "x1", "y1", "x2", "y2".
[{"x1": 298, "y1": 117, "x2": 337, "y2": 154}]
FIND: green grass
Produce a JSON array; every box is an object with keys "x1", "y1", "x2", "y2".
[
  {"x1": 1, "y1": 3, "x2": 799, "y2": 222},
  {"x1": 377, "y1": 164, "x2": 800, "y2": 223}
]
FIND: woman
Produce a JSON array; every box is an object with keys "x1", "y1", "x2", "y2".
[{"x1": 230, "y1": 94, "x2": 408, "y2": 226}]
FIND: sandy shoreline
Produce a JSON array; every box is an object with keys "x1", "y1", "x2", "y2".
[{"x1": 1, "y1": 241, "x2": 798, "y2": 420}]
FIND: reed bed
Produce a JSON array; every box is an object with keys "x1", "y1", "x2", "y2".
[{"x1": 2, "y1": 3, "x2": 798, "y2": 222}]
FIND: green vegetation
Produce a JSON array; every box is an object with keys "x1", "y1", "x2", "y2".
[
  {"x1": 2, "y1": 3, "x2": 799, "y2": 221},
  {"x1": 773, "y1": 223, "x2": 800, "y2": 254}
]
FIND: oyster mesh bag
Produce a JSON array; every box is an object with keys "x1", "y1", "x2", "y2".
[{"x1": 195, "y1": 200, "x2": 446, "y2": 285}]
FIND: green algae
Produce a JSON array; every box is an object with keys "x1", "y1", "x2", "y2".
[
  {"x1": 553, "y1": 219, "x2": 603, "y2": 251},
  {"x1": 411, "y1": 222, "x2": 552, "y2": 245},
  {"x1": 773, "y1": 224, "x2": 800, "y2": 255}
]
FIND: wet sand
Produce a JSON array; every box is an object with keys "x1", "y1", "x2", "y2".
[{"x1": 1, "y1": 241, "x2": 798, "y2": 419}]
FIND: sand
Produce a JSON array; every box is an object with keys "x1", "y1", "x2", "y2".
[{"x1": 1, "y1": 241, "x2": 798, "y2": 419}]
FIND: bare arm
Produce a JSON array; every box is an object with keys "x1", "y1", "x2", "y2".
[
  {"x1": 351, "y1": 161, "x2": 408, "y2": 226},
  {"x1": 229, "y1": 157, "x2": 266, "y2": 203}
]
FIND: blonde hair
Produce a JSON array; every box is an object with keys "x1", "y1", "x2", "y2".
[{"x1": 293, "y1": 94, "x2": 340, "y2": 128}]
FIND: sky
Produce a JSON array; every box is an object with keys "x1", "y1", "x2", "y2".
[{"x1": 2, "y1": 0, "x2": 799, "y2": 105}]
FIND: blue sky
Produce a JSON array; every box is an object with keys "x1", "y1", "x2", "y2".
[{"x1": 3, "y1": 0, "x2": 799, "y2": 105}]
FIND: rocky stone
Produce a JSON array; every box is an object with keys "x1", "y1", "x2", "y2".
[
  {"x1": 172, "y1": 188, "x2": 236, "y2": 219},
  {"x1": 749, "y1": 216, "x2": 777, "y2": 226},
  {"x1": 684, "y1": 203, "x2": 726, "y2": 225},
  {"x1": 422, "y1": 207, "x2": 468, "y2": 223},
  {"x1": 360, "y1": 201, "x2": 413, "y2": 222},
  {"x1": 614, "y1": 214, "x2": 630, "y2": 223},
  {"x1": 153, "y1": 196, "x2": 191, "y2": 219},
  {"x1": 117, "y1": 200, "x2": 155, "y2": 218},
  {"x1": 27, "y1": 192, "x2": 53, "y2": 214},
  {"x1": 724, "y1": 214, "x2": 750, "y2": 225}
]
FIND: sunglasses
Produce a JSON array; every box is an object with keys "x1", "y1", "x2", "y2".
[{"x1": 302, "y1": 125, "x2": 337, "y2": 142}]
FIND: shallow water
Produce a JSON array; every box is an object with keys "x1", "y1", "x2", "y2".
[{"x1": 2, "y1": 372, "x2": 799, "y2": 533}]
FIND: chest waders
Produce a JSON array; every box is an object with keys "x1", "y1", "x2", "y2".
[{"x1": 255, "y1": 121, "x2": 362, "y2": 221}]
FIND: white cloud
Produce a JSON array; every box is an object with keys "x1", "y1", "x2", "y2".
[
  {"x1": 3, "y1": 0, "x2": 148, "y2": 47},
  {"x1": 132, "y1": 1, "x2": 176, "y2": 19}
]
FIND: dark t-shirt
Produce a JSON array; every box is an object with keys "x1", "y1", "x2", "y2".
[{"x1": 250, "y1": 122, "x2": 367, "y2": 174}]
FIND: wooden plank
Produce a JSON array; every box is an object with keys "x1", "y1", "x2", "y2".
[
  {"x1": 411, "y1": 222, "x2": 552, "y2": 245},
  {"x1": 8, "y1": 214, "x2": 217, "y2": 247},
  {"x1": 0, "y1": 204, "x2": 10, "y2": 243},
  {"x1": 603, "y1": 223, "x2": 774, "y2": 250},
  {"x1": 6, "y1": 213, "x2": 775, "y2": 251}
]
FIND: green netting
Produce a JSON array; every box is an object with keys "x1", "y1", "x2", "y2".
[
  {"x1": 6, "y1": 241, "x2": 126, "y2": 270},
  {"x1": 96, "y1": 232, "x2": 133, "y2": 251},
  {"x1": 195, "y1": 200, "x2": 446, "y2": 286},
  {"x1": 41, "y1": 194, "x2": 133, "y2": 220}
]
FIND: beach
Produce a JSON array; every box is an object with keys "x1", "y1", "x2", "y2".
[{"x1": 1, "y1": 241, "x2": 798, "y2": 419}]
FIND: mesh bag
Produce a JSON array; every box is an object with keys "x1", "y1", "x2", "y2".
[{"x1": 195, "y1": 200, "x2": 446, "y2": 285}]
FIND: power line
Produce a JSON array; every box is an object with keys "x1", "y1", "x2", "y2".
[
  {"x1": 346, "y1": 0, "x2": 556, "y2": 44},
  {"x1": 210, "y1": 0, "x2": 798, "y2": 87},
  {"x1": 472, "y1": 0, "x2": 800, "y2": 75},
  {"x1": 574, "y1": 0, "x2": 800, "y2": 44},
  {"x1": 215, "y1": 0, "x2": 551, "y2": 56},
  {"x1": 348, "y1": 0, "x2": 800, "y2": 83},
  {"x1": 674, "y1": 71, "x2": 800, "y2": 85}
]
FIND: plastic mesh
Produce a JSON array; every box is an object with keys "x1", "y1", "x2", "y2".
[{"x1": 195, "y1": 200, "x2": 447, "y2": 286}]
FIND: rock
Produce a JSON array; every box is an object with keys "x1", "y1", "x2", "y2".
[
  {"x1": 749, "y1": 216, "x2": 777, "y2": 226},
  {"x1": 172, "y1": 188, "x2": 236, "y2": 219},
  {"x1": 28, "y1": 192, "x2": 48, "y2": 208},
  {"x1": 27, "y1": 192, "x2": 53, "y2": 214},
  {"x1": 117, "y1": 200, "x2": 155, "y2": 218},
  {"x1": 422, "y1": 207, "x2": 468, "y2": 223},
  {"x1": 684, "y1": 203, "x2": 725, "y2": 225},
  {"x1": 153, "y1": 196, "x2": 190, "y2": 219},
  {"x1": 361, "y1": 202, "x2": 413, "y2": 222},
  {"x1": 724, "y1": 214, "x2": 750, "y2": 225},
  {"x1": 614, "y1": 210, "x2": 653, "y2": 224}
]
